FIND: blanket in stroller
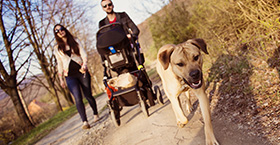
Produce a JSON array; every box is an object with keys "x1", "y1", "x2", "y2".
[{"x1": 108, "y1": 73, "x2": 141, "y2": 90}]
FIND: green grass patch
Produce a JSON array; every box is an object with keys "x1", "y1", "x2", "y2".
[
  {"x1": 11, "y1": 105, "x2": 78, "y2": 145},
  {"x1": 11, "y1": 93, "x2": 103, "y2": 145}
]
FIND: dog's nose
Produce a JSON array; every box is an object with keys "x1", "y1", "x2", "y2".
[{"x1": 190, "y1": 70, "x2": 200, "y2": 79}]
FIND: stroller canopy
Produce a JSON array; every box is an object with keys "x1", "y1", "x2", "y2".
[{"x1": 96, "y1": 23, "x2": 127, "y2": 49}]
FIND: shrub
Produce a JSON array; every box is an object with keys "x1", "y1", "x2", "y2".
[
  {"x1": 148, "y1": 1, "x2": 196, "y2": 51},
  {"x1": 190, "y1": 0, "x2": 280, "y2": 58}
]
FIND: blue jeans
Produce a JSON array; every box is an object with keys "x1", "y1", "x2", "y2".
[{"x1": 65, "y1": 71, "x2": 98, "y2": 122}]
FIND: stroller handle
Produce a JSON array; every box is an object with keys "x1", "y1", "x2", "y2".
[{"x1": 129, "y1": 34, "x2": 142, "y2": 65}]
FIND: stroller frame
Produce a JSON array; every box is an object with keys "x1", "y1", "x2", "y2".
[{"x1": 96, "y1": 22, "x2": 164, "y2": 127}]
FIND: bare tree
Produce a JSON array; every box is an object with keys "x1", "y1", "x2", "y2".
[
  {"x1": 0, "y1": 0, "x2": 34, "y2": 132},
  {"x1": 14, "y1": 0, "x2": 97, "y2": 110},
  {"x1": 15, "y1": 0, "x2": 63, "y2": 111},
  {"x1": 0, "y1": 0, "x2": 99, "y2": 135}
]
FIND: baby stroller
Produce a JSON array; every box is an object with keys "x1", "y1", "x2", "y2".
[{"x1": 96, "y1": 22, "x2": 164, "y2": 127}]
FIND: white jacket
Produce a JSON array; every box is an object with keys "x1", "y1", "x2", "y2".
[{"x1": 54, "y1": 39, "x2": 87, "y2": 77}]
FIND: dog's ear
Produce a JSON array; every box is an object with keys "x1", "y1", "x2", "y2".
[
  {"x1": 158, "y1": 44, "x2": 175, "y2": 70},
  {"x1": 187, "y1": 38, "x2": 209, "y2": 54}
]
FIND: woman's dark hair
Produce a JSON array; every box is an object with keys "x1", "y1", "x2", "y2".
[
  {"x1": 101, "y1": 0, "x2": 112, "y2": 2},
  {"x1": 53, "y1": 24, "x2": 80, "y2": 56}
]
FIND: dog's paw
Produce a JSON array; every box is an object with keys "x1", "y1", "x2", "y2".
[
  {"x1": 177, "y1": 120, "x2": 188, "y2": 128},
  {"x1": 206, "y1": 141, "x2": 219, "y2": 145},
  {"x1": 206, "y1": 138, "x2": 219, "y2": 145},
  {"x1": 177, "y1": 122, "x2": 185, "y2": 128}
]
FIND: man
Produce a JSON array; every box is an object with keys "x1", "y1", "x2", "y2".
[
  {"x1": 99, "y1": 0, "x2": 143, "y2": 76},
  {"x1": 99, "y1": 0, "x2": 155, "y2": 107},
  {"x1": 99, "y1": 0, "x2": 140, "y2": 40}
]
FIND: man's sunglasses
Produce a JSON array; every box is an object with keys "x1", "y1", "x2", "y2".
[
  {"x1": 103, "y1": 3, "x2": 112, "y2": 8},
  {"x1": 55, "y1": 27, "x2": 65, "y2": 33}
]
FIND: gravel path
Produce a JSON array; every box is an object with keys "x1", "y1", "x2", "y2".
[
  {"x1": 35, "y1": 82, "x2": 271, "y2": 145},
  {"x1": 35, "y1": 93, "x2": 108, "y2": 145}
]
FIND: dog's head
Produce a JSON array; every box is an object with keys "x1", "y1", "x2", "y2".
[{"x1": 158, "y1": 38, "x2": 208, "y2": 89}]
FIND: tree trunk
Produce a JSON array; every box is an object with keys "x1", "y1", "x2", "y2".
[
  {"x1": 6, "y1": 84, "x2": 34, "y2": 133},
  {"x1": 18, "y1": 87, "x2": 35, "y2": 125},
  {"x1": 94, "y1": 75, "x2": 103, "y2": 93},
  {"x1": 61, "y1": 87, "x2": 74, "y2": 107},
  {"x1": 41, "y1": 64, "x2": 63, "y2": 111}
]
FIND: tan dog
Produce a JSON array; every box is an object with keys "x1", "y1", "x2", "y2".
[{"x1": 156, "y1": 39, "x2": 219, "y2": 145}]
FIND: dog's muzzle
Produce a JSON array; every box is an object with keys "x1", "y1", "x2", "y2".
[
  {"x1": 183, "y1": 78, "x2": 202, "y2": 89},
  {"x1": 181, "y1": 70, "x2": 203, "y2": 89}
]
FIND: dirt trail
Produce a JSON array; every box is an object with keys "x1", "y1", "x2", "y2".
[
  {"x1": 35, "y1": 94, "x2": 108, "y2": 145},
  {"x1": 36, "y1": 81, "x2": 271, "y2": 145}
]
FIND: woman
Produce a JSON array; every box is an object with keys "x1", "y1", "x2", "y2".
[{"x1": 53, "y1": 24, "x2": 99, "y2": 129}]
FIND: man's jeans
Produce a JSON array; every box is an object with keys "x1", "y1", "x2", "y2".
[{"x1": 65, "y1": 71, "x2": 98, "y2": 122}]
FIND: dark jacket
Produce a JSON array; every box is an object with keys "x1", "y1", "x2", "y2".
[{"x1": 99, "y1": 12, "x2": 140, "y2": 38}]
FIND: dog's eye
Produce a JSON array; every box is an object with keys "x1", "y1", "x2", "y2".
[
  {"x1": 194, "y1": 55, "x2": 199, "y2": 61},
  {"x1": 176, "y1": 63, "x2": 184, "y2": 67}
]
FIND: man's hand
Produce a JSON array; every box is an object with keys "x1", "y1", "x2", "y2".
[{"x1": 127, "y1": 34, "x2": 131, "y2": 39}]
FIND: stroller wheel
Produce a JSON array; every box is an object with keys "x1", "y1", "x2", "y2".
[
  {"x1": 147, "y1": 87, "x2": 155, "y2": 106},
  {"x1": 138, "y1": 91, "x2": 149, "y2": 117},
  {"x1": 110, "y1": 109, "x2": 120, "y2": 127},
  {"x1": 108, "y1": 100, "x2": 120, "y2": 127},
  {"x1": 140, "y1": 99, "x2": 149, "y2": 117},
  {"x1": 154, "y1": 85, "x2": 164, "y2": 105}
]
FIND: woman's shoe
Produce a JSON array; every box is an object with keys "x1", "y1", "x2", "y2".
[
  {"x1": 82, "y1": 121, "x2": 90, "y2": 129},
  {"x1": 93, "y1": 115, "x2": 100, "y2": 123}
]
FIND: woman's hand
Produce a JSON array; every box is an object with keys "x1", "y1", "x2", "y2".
[
  {"x1": 81, "y1": 64, "x2": 87, "y2": 72},
  {"x1": 60, "y1": 81, "x2": 66, "y2": 88},
  {"x1": 60, "y1": 77, "x2": 66, "y2": 88}
]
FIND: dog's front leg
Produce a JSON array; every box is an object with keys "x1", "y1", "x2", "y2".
[
  {"x1": 165, "y1": 89, "x2": 188, "y2": 128},
  {"x1": 184, "y1": 90, "x2": 193, "y2": 113},
  {"x1": 194, "y1": 87, "x2": 219, "y2": 145}
]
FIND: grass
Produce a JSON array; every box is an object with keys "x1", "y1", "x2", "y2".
[
  {"x1": 11, "y1": 93, "x2": 103, "y2": 145},
  {"x1": 11, "y1": 105, "x2": 78, "y2": 145}
]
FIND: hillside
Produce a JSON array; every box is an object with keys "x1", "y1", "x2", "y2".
[{"x1": 137, "y1": 0, "x2": 279, "y2": 144}]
